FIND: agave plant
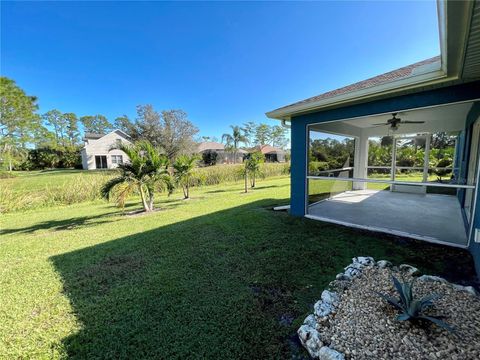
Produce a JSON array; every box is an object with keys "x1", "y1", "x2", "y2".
[{"x1": 375, "y1": 275, "x2": 454, "y2": 333}]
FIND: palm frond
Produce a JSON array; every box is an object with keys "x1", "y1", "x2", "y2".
[{"x1": 101, "y1": 177, "x2": 127, "y2": 200}]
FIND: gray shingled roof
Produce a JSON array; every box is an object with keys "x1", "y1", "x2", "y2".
[{"x1": 271, "y1": 56, "x2": 441, "y2": 113}]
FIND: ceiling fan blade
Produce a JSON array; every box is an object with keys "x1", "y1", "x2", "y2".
[
  {"x1": 402, "y1": 121, "x2": 425, "y2": 124},
  {"x1": 371, "y1": 123, "x2": 388, "y2": 126}
]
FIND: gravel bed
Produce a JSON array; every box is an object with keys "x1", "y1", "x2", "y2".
[{"x1": 325, "y1": 267, "x2": 480, "y2": 360}]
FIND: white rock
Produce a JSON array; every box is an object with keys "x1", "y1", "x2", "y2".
[
  {"x1": 298, "y1": 324, "x2": 314, "y2": 343},
  {"x1": 344, "y1": 266, "x2": 361, "y2": 278},
  {"x1": 314, "y1": 300, "x2": 334, "y2": 318},
  {"x1": 377, "y1": 260, "x2": 393, "y2": 268},
  {"x1": 452, "y1": 284, "x2": 478, "y2": 296},
  {"x1": 353, "y1": 256, "x2": 375, "y2": 266},
  {"x1": 399, "y1": 264, "x2": 420, "y2": 276},
  {"x1": 318, "y1": 346, "x2": 345, "y2": 360},
  {"x1": 321, "y1": 290, "x2": 339, "y2": 306},
  {"x1": 346, "y1": 262, "x2": 364, "y2": 271},
  {"x1": 303, "y1": 314, "x2": 317, "y2": 328},
  {"x1": 418, "y1": 275, "x2": 447, "y2": 283},
  {"x1": 298, "y1": 325, "x2": 323, "y2": 358},
  {"x1": 336, "y1": 273, "x2": 351, "y2": 281}
]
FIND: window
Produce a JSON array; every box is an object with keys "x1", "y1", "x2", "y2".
[{"x1": 111, "y1": 155, "x2": 123, "y2": 164}]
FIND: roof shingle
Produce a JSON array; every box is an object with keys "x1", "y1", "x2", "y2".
[{"x1": 274, "y1": 56, "x2": 441, "y2": 112}]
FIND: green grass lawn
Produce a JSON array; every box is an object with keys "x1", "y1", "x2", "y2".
[{"x1": 0, "y1": 175, "x2": 475, "y2": 359}]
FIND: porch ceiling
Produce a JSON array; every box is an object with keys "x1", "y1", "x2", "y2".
[{"x1": 310, "y1": 101, "x2": 474, "y2": 137}]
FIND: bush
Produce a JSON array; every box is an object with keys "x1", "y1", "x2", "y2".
[
  {"x1": 309, "y1": 161, "x2": 329, "y2": 175},
  {"x1": 202, "y1": 150, "x2": 218, "y2": 166}
]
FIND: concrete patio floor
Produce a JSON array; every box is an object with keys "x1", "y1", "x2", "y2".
[{"x1": 307, "y1": 189, "x2": 468, "y2": 247}]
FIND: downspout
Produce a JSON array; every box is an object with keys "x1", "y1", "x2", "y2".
[{"x1": 281, "y1": 119, "x2": 291, "y2": 128}]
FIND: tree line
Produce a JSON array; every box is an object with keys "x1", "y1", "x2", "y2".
[
  {"x1": 209, "y1": 122, "x2": 288, "y2": 149},
  {"x1": 0, "y1": 77, "x2": 199, "y2": 170},
  {"x1": 1, "y1": 76, "x2": 289, "y2": 172}
]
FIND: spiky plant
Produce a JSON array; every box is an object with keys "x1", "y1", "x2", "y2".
[
  {"x1": 101, "y1": 141, "x2": 173, "y2": 212},
  {"x1": 173, "y1": 154, "x2": 198, "y2": 199},
  {"x1": 375, "y1": 275, "x2": 454, "y2": 333}
]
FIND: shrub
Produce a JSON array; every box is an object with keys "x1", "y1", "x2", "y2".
[
  {"x1": 202, "y1": 150, "x2": 218, "y2": 166},
  {"x1": 434, "y1": 158, "x2": 452, "y2": 182},
  {"x1": 309, "y1": 161, "x2": 329, "y2": 175}
]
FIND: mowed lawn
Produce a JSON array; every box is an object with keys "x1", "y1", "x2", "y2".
[{"x1": 0, "y1": 175, "x2": 476, "y2": 359}]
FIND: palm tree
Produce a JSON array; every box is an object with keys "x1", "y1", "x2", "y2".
[
  {"x1": 101, "y1": 141, "x2": 173, "y2": 212},
  {"x1": 245, "y1": 151, "x2": 265, "y2": 188},
  {"x1": 222, "y1": 125, "x2": 248, "y2": 164},
  {"x1": 173, "y1": 154, "x2": 198, "y2": 199}
]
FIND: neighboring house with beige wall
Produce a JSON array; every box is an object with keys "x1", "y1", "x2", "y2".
[{"x1": 81, "y1": 130, "x2": 132, "y2": 170}]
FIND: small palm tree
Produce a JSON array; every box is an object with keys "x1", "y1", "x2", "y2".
[
  {"x1": 173, "y1": 154, "x2": 198, "y2": 199},
  {"x1": 222, "y1": 125, "x2": 248, "y2": 164},
  {"x1": 101, "y1": 141, "x2": 173, "y2": 212},
  {"x1": 245, "y1": 151, "x2": 265, "y2": 188}
]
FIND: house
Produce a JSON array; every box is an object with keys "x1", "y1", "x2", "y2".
[
  {"x1": 256, "y1": 144, "x2": 286, "y2": 162},
  {"x1": 81, "y1": 130, "x2": 132, "y2": 170},
  {"x1": 196, "y1": 141, "x2": 246, "y2": 164},
  {"x1": 266, "y1": 1, "x2": 480, "y2": 276}
]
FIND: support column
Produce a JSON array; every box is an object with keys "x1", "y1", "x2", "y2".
[
  {"x1": 290, "y1": 120, "x2": 307, "y2": 216},
  {"x1": 353, "y1": 132, "x2": 369, "y2": 190}
]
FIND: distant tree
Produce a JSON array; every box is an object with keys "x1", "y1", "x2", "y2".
[
  {"x1": 173, "y1": 154, "x2": 199, "y2": 199},
  {"x1": 35, "y1": 126, "x2": 58, "y2": 149},
  {"x1": 101, "y1": 141, "x2": 173, "y2": 212},
  {"x1": 243, "y1": 121, "x2": 257, "y2": 145},
  {"x1": 159, "y1": 109, "x2": 199, "y2": 162},
  {"x1": 431, "y1": 132, "x2": 456, "y2": 149},
  {"x1": 116, "y1": 105, "x2": 198, "y2": 162},
  {"x1": 0, "y1": 77, "x2": 41, "y2": 170},
  {"x1": 63, "y1": 112, "x2": 79, "y2": 146},
  {"x1": 133, "y1": 105, "x2": 163, "y2": 145},
  {"x1": 254, "y1": 123, "x2": 271, "y2": 145},
  {"x1": 42, "y1": 109, "x2": 65, "y2": 147},
  {"x1": 114, "y1": 115, "x2": 137, "y2": 137},
  {"x1": 222, "y1": 125, "x2": 248, "y2": 164},
  {"x1": 80, "y1": 114, "x2": 111, "y2": 134},
  {"x1": 270, "y1": 125, "x2": 288, "y2": 149}
]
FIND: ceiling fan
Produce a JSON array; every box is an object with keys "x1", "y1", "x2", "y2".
[{"x1": 372, "y1": 113, "x2": 424, "y2": 131}]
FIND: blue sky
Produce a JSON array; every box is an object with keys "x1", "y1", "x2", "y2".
[{"x1": 1, "y1": 1, "x2": 439, "y2": 140}]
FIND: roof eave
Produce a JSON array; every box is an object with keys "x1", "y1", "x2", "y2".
[{"x1": 266, "y1": 70, "x2": 451, "y2": 120}]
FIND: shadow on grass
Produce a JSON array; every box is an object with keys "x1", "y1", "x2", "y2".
[
  {"x1": 50, "y1": 199, "x2": 477, "y2": 359},
  {"x1": 1, "y1": 214, "x2": 117, "y2": 235}
]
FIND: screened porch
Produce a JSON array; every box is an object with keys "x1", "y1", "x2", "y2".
[{"x1": 306, "y1": 101, "x2": 479, "y2": 248}]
